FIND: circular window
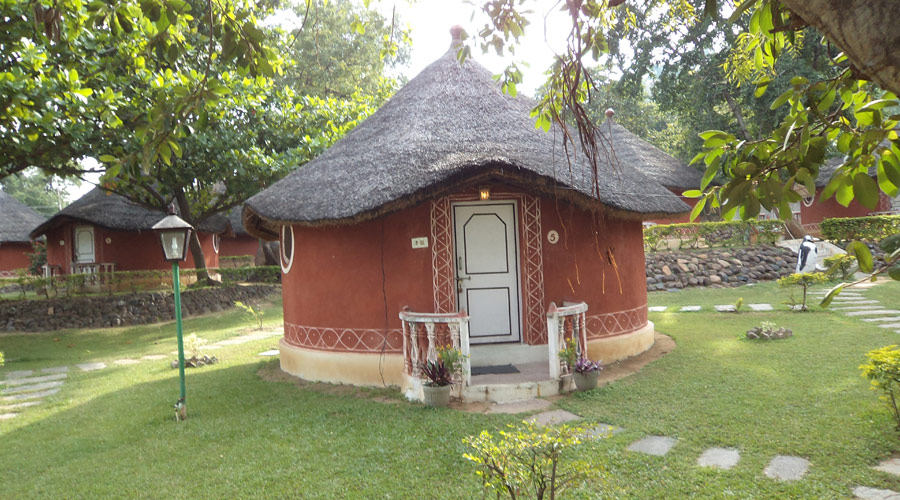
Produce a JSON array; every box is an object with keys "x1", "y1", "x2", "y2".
[
  {"x1": 802, "y1": 196, "x2": 815, "y2": 208},
  {"x1": 280, "y1": 225, "x2": 294, "y2": 274},
  {"x1": 212, "y1": 234, "x2": 220, "y2": 254}
]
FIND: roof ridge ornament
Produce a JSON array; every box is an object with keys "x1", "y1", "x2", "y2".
[{"x1": 450, "y1": 25, "x2": 464, "y2": 48}]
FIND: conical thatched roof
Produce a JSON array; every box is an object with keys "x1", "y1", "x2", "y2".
[
  {"x1": 602, "y1": 121, "x2": 702, "y2": 190},
  {"x1": 31, "y1": 188, "x2": 227, "y2": 239},
  {"x1": 225, "y1": 207, "x2": 249, "y2": 237},
  {"x1": 244, "y1": 40, "x2": 688, "y2": 239},
  {"x1": 0, "y1": 190, "x2": 47, "y2": 243}
]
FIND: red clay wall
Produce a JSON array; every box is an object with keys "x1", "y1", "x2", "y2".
[
  {"x1": 800, "y1": 189, "x2": 890, "y2": 225},
  {"x1": 646, "y1": 188, "x2": 695, "y2": 224},
  {"x1": 220, "y1": 236, "x2": 259, "y2": 257},
  {"x1": 0, "y1": 243, "x2": 32, "y2": 272},
  {"x1": 45, "y1": 224, "x2": 219, "y2": 273},
  {"x1": 280, "y1": 184, "x2": 648, "y2": 352}
]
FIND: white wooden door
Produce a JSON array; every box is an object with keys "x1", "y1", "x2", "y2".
[
  {"x1": 453, "y1": 202, "x2": 521, "y2": 344},
  {"x1": 74, "y1": 225, "x2": 95, "y2": 263}
]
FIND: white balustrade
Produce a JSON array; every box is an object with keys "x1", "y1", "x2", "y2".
[
  {"x1": 546, "y1": 301, "x2": 588, "y2": 380},
  {"x1": 399, "y1": 308, "x2": 471, "y2": 389}
]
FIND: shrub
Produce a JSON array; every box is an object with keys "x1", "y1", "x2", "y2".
[
  {"x1": 558, "y1": 337, "x2": 577, "y2": 373},
  {"x1": 820, "y1": 215, "x2": 900, "y2": 243},
  {"x1": 217, "y1": 266, "x2": 281, "y2": 283},
  {"x1": 823, "y1": 254, "x2": 857, "y2": 281},
  {"x1": 26, "y1": 240, "x2": 46, "y2": 276},
  {"x1": 860, "y1": 345, "x2": 900, "y2": 430},
  {"x1": 463, "y1": 420, "x2": 603, "y2": 500},
  {"x1": 778, "y1": 272, "x2": 828, "y2": 311},
  {"x1": 234, "y1": 300, "x2": 265, "y2": 330},
  {"x1": 643, "y1": 220, "x2": 784, "y2": 251}
]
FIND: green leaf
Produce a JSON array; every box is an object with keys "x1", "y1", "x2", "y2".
[
  {"x1": 682, "y1": 189, "x2": 702, "y2": 198},
  {"x1": 770, "y1": 89, "x2": 792, "y2": 110},
  {"x1": 889, "y1": 265, "x2": 900, "y2": 281},
  {"x1": 689, "y1": 196, "x2": 707, "y2": 222},
  {"x1": 819, "y1": 283, "x2": 844, "y2": 308},
  {"x1": 846, "y1": 241, "x2": 874, "y2": 273},
  {"x1": 852, "y1": 172, "x2": 879, "y2": 209},
  {"x1": 880, "y1": 234, "x2": 900, "y2": 254},
  {"x1": 877, "y1": 160, "x2": 900, "y2": 197},
  {"x1": 98, "y1": 155, "x2": 117, "y2": 162},
  {"x1": 858, "y1": 99, "x2": 898, "y2": 112}
]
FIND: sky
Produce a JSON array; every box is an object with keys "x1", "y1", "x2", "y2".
[{"x1": 70, "y1": 0, "x2": 572, "y2": 200}]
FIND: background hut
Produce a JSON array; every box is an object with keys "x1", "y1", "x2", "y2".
[
  {"x1": 0, "y1": 191, "x2": 47, "y2": 276},
  {"x1": 31, "y1": 188, "x2": 225, "y2": 276},
  {"x1": 243, "y1": 29, "x2": 688, "y2": 402},
  {"x1": 220, "y1": 206, "x2": 260, "y2": 262}
]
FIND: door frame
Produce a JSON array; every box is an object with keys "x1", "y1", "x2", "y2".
[
  {"x1": 73, "y1": 225, "x2": 96, "y2": 264},
  {"x1": 451, "y1": 199, "x2": 524, "y2": 345}
]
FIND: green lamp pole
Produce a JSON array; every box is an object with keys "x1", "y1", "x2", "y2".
[{"x1": 152, "y1": 208, "x2": 194, "y2": 422}]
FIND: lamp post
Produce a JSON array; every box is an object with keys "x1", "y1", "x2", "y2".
[{"x1": 152, "y1": 207, "x2": 194, "y2": 421}]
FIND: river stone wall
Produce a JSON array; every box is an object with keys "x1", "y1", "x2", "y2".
[
  {"x1": 646, "y1": 245, "x2": 797, "y2": 291},
  {"x1": 1, "y1": 284, "x2": 279, "y2": 332}
]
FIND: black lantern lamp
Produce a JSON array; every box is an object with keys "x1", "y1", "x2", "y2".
[{"x1": 152, "y1": 206, "x2": 194, "y2": 262}]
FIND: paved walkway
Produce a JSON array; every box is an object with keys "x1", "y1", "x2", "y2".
[{"x1": 0, "y1": 328, "x2": 282, "y2": 421}]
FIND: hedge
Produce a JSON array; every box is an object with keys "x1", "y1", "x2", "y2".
[
  {"x1": 643, "y1": 220, "x2": 785, "y2": 251},
  {"x1": 820, "y1": 215, "x2": 900, "y2": 242}
]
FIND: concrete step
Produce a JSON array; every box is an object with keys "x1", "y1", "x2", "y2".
[{"x1": 463, "y1": 378, "x2": 562, "y2": 404}]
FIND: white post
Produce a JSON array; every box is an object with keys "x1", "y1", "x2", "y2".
[
  {"x1": 547, "y1": 304, "x2": 560, "y2": 380},
  {"x1": 425, "y1": 322, "x2": 437, "y2": 363},
  {"x1": 401, "y1": 320, "x2": 409, "y2": 375},
  {"x1": 409, "y1": 322, "x2": 420, "y2": 377},
  {"x1": 460, "y1": 317, "x2": 471, "y2": 386}
]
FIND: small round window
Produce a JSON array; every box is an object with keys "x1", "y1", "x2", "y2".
[
  {"x1": 212, "y1": 234, "x2": 220, "y2": 254},
  {"x1": 280, "y1": 225, "x2": 294, "y2": 274}
]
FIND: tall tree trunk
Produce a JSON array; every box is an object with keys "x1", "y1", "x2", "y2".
[
  {"x1": 173, "y1": 187, "x2": 213, "y2": 284},
  {"x1": 781, "y1": 0, "x2": 900, "y2": 95},
  {"x1": 722, "y1": 90, "x2": 753, "y2": 141}
]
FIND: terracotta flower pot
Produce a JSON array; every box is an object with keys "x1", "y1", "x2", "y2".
[
  {"x1": 573, "y1": 370, "x2": 599, "y2": 391},
  {"x1": 422, "y1": 384, "x2": 452, "y2": 407}
]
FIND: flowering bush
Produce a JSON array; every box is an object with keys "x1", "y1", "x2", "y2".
[
  {"x1": 860, "y1": 345, "x2": 900, "y2": 430},
  {"x1": 573, "y1": 358, "x2": 602, "y2": 374}
]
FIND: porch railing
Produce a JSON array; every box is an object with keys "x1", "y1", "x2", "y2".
[
  {"x1": 72, "y1": 262, "x2": 117, "y2": 276},
  {"x1": 399, "y1": 308, "x2": 471, "y2": 388},
  {"x1": 546, "y1": 301, "x2": 588, "y2": 380}
]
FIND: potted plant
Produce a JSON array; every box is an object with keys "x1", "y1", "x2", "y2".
[
  {"x1": 572, "y1": 357, "x2": 603, "y2": 391},
  {"x1": 420, "y1": 345, "x2": 466, "y2": 407},
  {"x1": 557, "y1": 337, "x2": 578, "y2": 392}
]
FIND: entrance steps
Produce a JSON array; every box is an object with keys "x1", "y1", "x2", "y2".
[{"x1": 463, "y1": 361, "x2": 562, "y2": 404}]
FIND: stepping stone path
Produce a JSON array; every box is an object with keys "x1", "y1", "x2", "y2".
[
  {"x1": 679, "y1": 306, "x2": 701, "y2": 312},
  {"x1": 854, "y1": 486, "x2": 900, "y2": 499},
  {"x1": 697, "y1": 447, "x2": 741, "y2": 470},
  {"x1": 833, "y1": 305, "x2": 885, "y2": 311},
  {"x1": 585, "y1": 423, "x2": 623, "y2": 438},
  {"x1": 0, "y1": 327, "x2": 286, "y2": 420},
  {"x1": 487, "y1": 398, "x2": 552, "y2": 415},
  {"x1": 258, "y1": 350, "x2": 279, "y2": 356},
  {"x1": 628, "y1": 436, "x2": 677, "y2": 456},
  {"x1": 648, "y1": 306, "x2": 667, "y2": 312},
  {"x1": 845, "y1": 310, "x2": 900, "y2": 317},
  {"x1": 528, "y1": 409, "x2": 581, "y2": 426},
  {"x1": 875, "y1": 458, "x2": 900, "y2": 475},
  {"x1": 764, "y1": 455, "x2": 810, "y2": 481},
  {"x1": 714, "y1": 305, "x2": 736, "y2": 312},
  {"x1": 748, "y1": 303, "x2": 774, "y2": 311}
]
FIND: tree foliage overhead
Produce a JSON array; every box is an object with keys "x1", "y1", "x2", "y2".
[{"x1": 0, "y1": 168, "x2": 80, "y2": 216}]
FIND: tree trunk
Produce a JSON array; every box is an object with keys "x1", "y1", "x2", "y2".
[
  {"x1": 173, "y1": 187, "x2": 213, "y2": 285},
  {"x1": 722, "y1": 90, "x2": 753, "y2": 141},
  {"x1": 781, "y1": 0, "x2": 900, "y2": 95}
]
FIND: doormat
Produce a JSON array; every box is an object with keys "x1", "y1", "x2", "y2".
[{"x1": 471, "y1": 364, "x2": 520, "y2": 376}]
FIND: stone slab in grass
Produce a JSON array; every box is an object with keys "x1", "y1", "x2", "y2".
[
  {"x1": 76, "y1": 362, "x2": 107, "y2": 372},
  {"x1": 877, "y1": 323, "x2": 900, "y2": 329},
  {"x1": 764, "y1": 455, "x2": 810, "y2": 481},
  {"x1": 748, "y1": 303, "x2": 774, "y2": 311},
  {"x1": 648, "y1": 306, "x2": 667, "y2": 312},
  {"x1": 5, "y1": 370, "x2": 34, "y2": 380},
  {"x1": 832, "y1": 299, "x2": 879, "y2": 304},
  {"x1": 0, "y1": 400, "x2": 42, "y2": 411},
  {"x1": 853, "y1": 486, "x2": 900, "y2": 500},
  {"x1": 1, "y1": 380, "x2": 64, "y2": 395},
  {"x1": 627, "y1": 436, "x2": 677, "y2": 456},
  {"x1": 680, "y1": 306, "x2": 701, "y2": 312},
  {"x1": 863, "y1": 316, "x2": 900, "y2": 322},
  {"x1": 585, "y1": 423, "x2": 624, "y2": 439},
  {"x1": 141, "y1": 354, "x2": 166, "y2": 360},
  {"x1": 875, "y1": 458, "x2": 900, "y2": 476},
  {"x1": 258, "y1": 350, "x2": 279, "y2": 357},
  {"x1": 834, "y1": 305, "x2": 884, "y2": 311},
  {"x1": 41, "y1": 366, "x2": 69, "y2": 374},
  {"x1": 113, "y1": 359, "x2": 140, "y2": 366},
  {"x1": 1, "y1": 373, "x2": 67, "y2": 387},
  {"x1": 487, "y1": 398, "x2": 552, "y2": 414},
  {"x1": 845, "y1": 310, "x2": 900, "y2": 317},
  {"x1": 528, "y1": 409, "x2": 581, "y2": 426},
  {"x1": 714, "y1": 305, "x2": 736, "y2": 312},
  {"x1": 2, "y1": 387, "x2": 60, "y2": 402},
  {"x1": 0, "y1": 413, "x2": 17, "y2": 420},
  {"x1": 698, "y1": 447, "x2": 741, "y2": 470}
]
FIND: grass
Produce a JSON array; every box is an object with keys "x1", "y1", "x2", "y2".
[{"x1": 2, "y1": 284, "x2": 900, "y2": 498}]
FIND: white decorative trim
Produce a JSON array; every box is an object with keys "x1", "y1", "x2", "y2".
[
  {"x1": 584, "y1": 305, "x2": 648, "y2": 339},
  {"x1": 280, "y1": 225, "x2": 295, "y2": 274},
  {"x1": 212, "y1": 234, "x2": 220, "y2": 254},
  {"x1": 284, "y1": 322, "x2": 403, "y2": 353}
]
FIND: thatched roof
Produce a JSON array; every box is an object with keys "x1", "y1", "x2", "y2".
[
  {"x1": 31, "y1": 188, "x2": 227, "y2": 239},
  {"x1": 815, "y1": 156, "x2": 878, "y2": 188},
  {"x1": 244, "y1": 39, "x2": 688, "y2": 239},
  {"x1": 225, "y1": 206, "x2": 249, "y2": 237},
  {"x1": 602, "y1": 121, "x2": 702, "y2": 190},
  {"x1": 0, "y1": 190, "x2": 47, "y2": 243}
]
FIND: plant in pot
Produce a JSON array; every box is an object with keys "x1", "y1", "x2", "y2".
[
  {"x1": 572, "y1": 357, "x2": 603, "y2": 391},
  {"x1": 420, "y1": 345, "x2": 466, "y2": 407},
  {"x1": 557, "y1": 337, "x2": 578, "y2": 392}
]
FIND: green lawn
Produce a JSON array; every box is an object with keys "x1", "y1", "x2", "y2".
[{"x1": 2, "y1": 284, "x2": 900, "y2": 498}]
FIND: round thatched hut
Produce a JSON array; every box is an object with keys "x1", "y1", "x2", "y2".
[
  {"x1": 31, "y1": 189, "x2": 225, "y2": 276},
  {"x1": 244, "y1": 30, "x2": 688, "y2": 402},
  {"x1": 0, "y1": 190, "x2": 46, "y2": 275}
]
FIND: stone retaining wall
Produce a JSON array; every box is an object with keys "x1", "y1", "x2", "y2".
[
  {"x1": 646, "y1": 245, "x2": 796, "y2": 291},
  {"x1": 2, "y1": 284, "x2": 279, "y2": 332}
]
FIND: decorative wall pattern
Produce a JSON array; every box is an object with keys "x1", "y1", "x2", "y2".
[
  {"x1": 585, "y1": 305, "x2": 648, "y2": 339},
  {"x1": 284, "y1": 322, "x2": 404, "y2": 353},
  {"x1": 430, "y1": 196, "x2": 456, "y2": 314}
]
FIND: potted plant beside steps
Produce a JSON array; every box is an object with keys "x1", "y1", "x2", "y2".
[
  {"x1": 420, "y1": 346, "x2": 466, "y2": 407},
  {"x1": 573, "y1": 358, "x2": 603, "y2": 391}
]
